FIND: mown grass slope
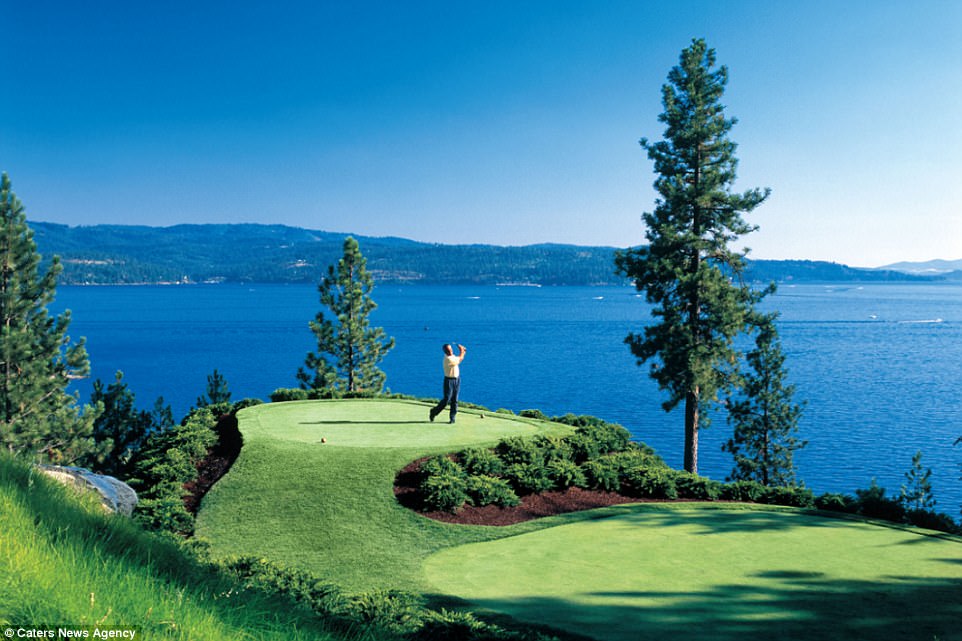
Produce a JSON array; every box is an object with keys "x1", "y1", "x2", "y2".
[
  {"x1": 0, "y1": 453, "x2": 363, "y2": 641},
  {"x1": 194, "y1": 399, "x2": 572, "y2": 590}
]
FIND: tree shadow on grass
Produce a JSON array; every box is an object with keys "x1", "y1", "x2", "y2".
[
  {"x1": 462, "y1": 574, "x2": 962, "y2": 641},
  {"x1": 599, "y1": 505, "x2": 849, "y2": 535},
  {"x1": 596, "y1": 504, "x2": 962, "y2": 541}
]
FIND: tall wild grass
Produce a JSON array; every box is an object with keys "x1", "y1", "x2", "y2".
[{"x1": 0, "y1": 452, "x2": 375, "y2": 641}]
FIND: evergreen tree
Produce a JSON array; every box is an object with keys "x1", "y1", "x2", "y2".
[
  {"x1": 723, "y1": 315, "x2": 806, "y2": 486},
  {"x1": 128, "y1": 407, "x2": 217, "y2": 534},
  {"x1": 900, "y1": 450, "x2": 936, "y2": 511},
  {"x1": 196, "y1": 368, "x2": 231, "y2": 408},
  {"x1": 81, "y1": 371, "x2": 174, "y2": 477},
  {"x1": 0, "y1": 172, "x2": 100, "y2": 463},
  {"x1": 298, "y1": 237, "x2": 395, "y2": 394},
  {"x1": 615, "y1": 39, "x2": 769, "y2": 473}
]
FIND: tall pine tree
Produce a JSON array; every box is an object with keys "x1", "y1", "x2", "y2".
[
  {"x1": 196, "y1": 368, "x2": 231, "y2": 408},
  {"x1": 723, "y1": 315, "x2": 806, "y2": 486},
  {"x1": 616, "y1": 39, "x2": 769, "y2": 473},
  {"x1": 0, "y1": 172, "x2": 100, "y2": 462},
  {"x1": 298, "y1": 237, "x2": 394, "y2": 394}
]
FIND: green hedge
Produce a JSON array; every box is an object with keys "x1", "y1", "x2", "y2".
[{"x1": 219, "y1": 556, "x2": 558, "y2": 641}]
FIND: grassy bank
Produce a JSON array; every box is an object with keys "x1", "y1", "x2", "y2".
[{"x1": 0, "y1": 453, "x2": 366, "y2": 641}]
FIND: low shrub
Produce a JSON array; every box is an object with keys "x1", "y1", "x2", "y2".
[
  {"x1": 421, "y1": 455, "x2": 465, "y2": 479},
  {"x1": 344, "y1": 588, "x2": 424, "y2": 632},
  {"x1": 496, "y1": 437, "x2": 544, "y2": 466},
  {"x1": 459, "y1": 401, "x2": 491, "y2": 411},
  {"x1": 421, "y1": 473, "x2": 469, "y2": 513},
  {"x1": 231, "y1": 397, "x2": 264, "y2": 412},
  {"x1": 494, "y1": 408, "x2": 515, "y2": 415},
  {"x1": 854, "y1": 480, "x2": 906, "y2": 523},
  {"x1": 221, "y1": 556, "x2": 559, "y2": 640},
  {"x1": 549, "y1": 413, "x2": 606, "y2": 428},
  {"x1": 621, "y1": 466, "x2": 678, "y2": 500},
  {"x1": 906, "y1": 509, "x2": 961, "y2": 534},
  {"x1": 415, "y1": 609, "x2": 490, "y2": 641},
  {"x1": 459, "y1": 447, "x2": 503, "y2": 477},
  {"x1": 815, "y1": 492, "x2": 856, "y2": 512},
  {"x1": 720, "y1": 480, "x2": 767, "y2": 503},
  {"x1": 533, "y1": 435, "x2": 573, "y2": 464},
  {"x1": 566, "y1": 431, "x2": 601, "y2": 464},
  {"x1": 674, "y1": 472, "x2": 722, "y2": 500},
  {"x1": 202, "y1": 400, "x2": 235, "y2": 417},
  {"x1": 416, "y1": 609, "x2": 559, "y2": 641},
  {"x1": 574, "y1": 421, "x2": 631, "y2": 455},
  {"x1": 269, "y1": 387, "x2": 310, "y2": 402},
  {"x1": 761, "y1": 486, "x2": 815, "y2": 508},
  {"x1": 465, "y1": 475, "x2": 520, "y2": 508},
  {"x1": 503, "y1": 462, "x2": 553, "y2": 495},
  {"x1": 518, "y1": 409, "x2": 549, "y2": 420},
  {"x1": 546, "y1": 459, "x2": 587, "y2": 490},
  {"x1": 607, "y1": 447, "x2": 666, "y2": 472},
  {"x1": 580, "y1": 458, "x2": 621, "y2": 492}
]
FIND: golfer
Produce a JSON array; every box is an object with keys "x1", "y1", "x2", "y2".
[{"x1": 429, "y1": 343, "x2": 466, "y2": 424}]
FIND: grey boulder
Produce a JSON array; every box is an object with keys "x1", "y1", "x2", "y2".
[{"x1": 38, "y1": 465, "x2": 139, "y2": 516}]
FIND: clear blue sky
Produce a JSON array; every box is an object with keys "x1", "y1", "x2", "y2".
[{"x1": 3, "y1": 1, "x2": 960, "y2": 266}]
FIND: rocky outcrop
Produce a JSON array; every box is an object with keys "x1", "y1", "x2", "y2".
[{"x1": 38, "y1": 465, "x2": 138, "y2": 516}]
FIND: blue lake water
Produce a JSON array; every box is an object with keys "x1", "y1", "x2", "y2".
[{"x1": 52, "y1": 282, "x2": 962, "y2": 511}]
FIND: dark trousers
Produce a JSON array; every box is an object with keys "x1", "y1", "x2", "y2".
[{"x1": 432, "y1": 376, "x2": 460, "y2": 420}]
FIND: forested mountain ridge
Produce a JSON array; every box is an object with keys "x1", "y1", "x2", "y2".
[{"x1": 31, "y1": 221, "x2": 933, "y2": 286}]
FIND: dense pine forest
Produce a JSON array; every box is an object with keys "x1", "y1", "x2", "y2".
[{"x1": 31, "y1": 222, "x2": 938, "y2": 286}]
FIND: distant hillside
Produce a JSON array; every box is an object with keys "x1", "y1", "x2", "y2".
[
  {"x1": 30, "y1": 221, "x2": 934, "y2": 286},
  {"x1": 744, "y1": 259, "x2": 934, "y2": 283},
  {"x1": 880, "y1": 258, "x2": 962, "y2": 275}
]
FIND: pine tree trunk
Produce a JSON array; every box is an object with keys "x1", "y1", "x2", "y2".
[{"x1": 684, "y1": 387, "x2": 699, "y2": 473}]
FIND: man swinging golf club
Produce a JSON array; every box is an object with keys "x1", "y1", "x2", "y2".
[{"x1": 429, "y1": 343, "x2": 466, "y2": 424}]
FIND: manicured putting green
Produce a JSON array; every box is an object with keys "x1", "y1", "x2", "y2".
[
  {"x1": 425, "y1": 504, "x2": 962, "y2": 641},
  {"x1": 239, "y1": 398, "x2": 545, "y2": 448}
]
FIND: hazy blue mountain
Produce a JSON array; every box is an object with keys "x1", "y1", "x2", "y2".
[
  {"x1": 30, "y1": 221, "x2": 934, "y2": 286},
  {"x1": 880, "y1": 258, "x2": 962, "y2": 274}
]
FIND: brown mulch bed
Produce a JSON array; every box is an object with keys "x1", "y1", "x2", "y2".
[
  {"x1": 394, "y1": 457, "x2": 642, "y2": 526},
  {"x1": 183, "y1": 413, "x2": 243, "y2": 514}
]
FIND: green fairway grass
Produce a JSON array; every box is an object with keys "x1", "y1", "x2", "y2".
[
  {"x1": 425, "y1": 503, "x2": 962, "y2": 641},
  {"x1": 197, "y1": 399, "x2": 962, "y2": 640},
  {"x1": 195, "y1": 399, "x2": 572, "y2": 590},
  {"x1": 238, "y1": 398, "x2": 550, "y2": 449}
]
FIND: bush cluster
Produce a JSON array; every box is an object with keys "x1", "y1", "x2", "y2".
[
  {"x1": 813, "y1": 479, "x2": 961, "y2": 535},
  {"x1": 128, "y1": 399, "x2": 257, "y2": 535},
  {"x1": 219, "y1": 555, "x2": 558, "y2": 641},
  {"x1": 419, "y1": 416, "x2": 640, "y2": 512},
  {"x1": 415, "y1": 409, "x2": 962, "y2": 535},
  {"x1": 417, "y1": 428, "x2": 825, "y2": 514},
  {"x1": 128, "y1": 408, "x2": 219, "y2": 534}
]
